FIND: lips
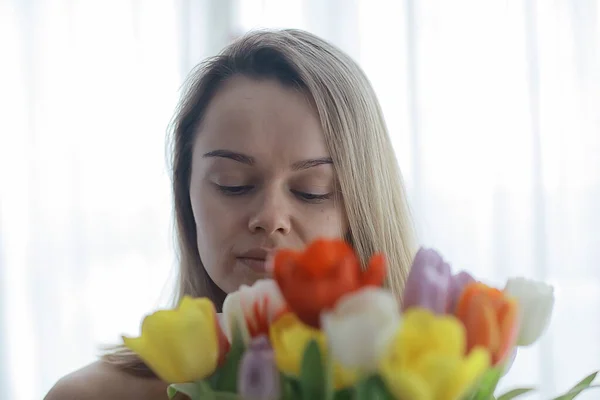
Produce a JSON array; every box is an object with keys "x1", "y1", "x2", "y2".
[
  {"x1": 237, "y1": 248, "x2": 274, "y2": 274},
  {"x1": 238, "y1": 257, "x2": 268, "y2": 273}
]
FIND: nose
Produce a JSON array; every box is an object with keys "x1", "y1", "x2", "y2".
[{"x1": 248, "y1": 187, "x2": 292, "y2": 236}]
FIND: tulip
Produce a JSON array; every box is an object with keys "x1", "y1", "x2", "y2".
[
  {"x1": 273, "y1": 238, "x2": 386, "y2": 328},
  {"x1": 401, "y1": 247, "x2": 452, "y2": 314},
  {"x1": 268, "y1": 312, "x2": 326, "y2": 376},
  {"x1": 448, "y1": 271, "x2": 476, "y2": 312},
  {"x1": 321, "y1": 287, "x2": 400, "y2": 371},
  {"x1": 222, "y1": 279, "x2": 287, "y2": 344},
  {"x1": 379, "y1": 308, "x2": 491, "y2": 400},
  {"x1": 122, "y1": 296, "x2": 229, "y2": 383},
  {"x1": 454, "y1": 282, "x2": 519, "y2": 365},
  {"x1": 402, "y1": 248, "x2": 477, "y2": 315},
  {"x1": 269, "y1": 311, "x2": 357, "y2": 388},
  {"x1": 504, "y1": 277, "x2": 554, "y2": 346},
  {"x1": 238, "y1": 335, "x2": 280, "y2": 400}
]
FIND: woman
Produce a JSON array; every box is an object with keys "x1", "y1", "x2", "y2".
[{"x1": 45, "y1": 28, "x2": 416, "y2": 400}]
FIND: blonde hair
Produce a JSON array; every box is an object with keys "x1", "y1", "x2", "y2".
[{"x1": 104, "y1": 28, "x2": 417, "y2": 376}]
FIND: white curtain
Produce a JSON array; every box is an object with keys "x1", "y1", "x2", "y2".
[
  {"x1": 1, "y1": 1, "x2": 599, "y2": 399},
  {"x1": 0, "y1": 1, "x2": 184, "y2": 399}
]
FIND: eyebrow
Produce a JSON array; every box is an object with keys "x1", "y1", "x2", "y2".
[
  {"x1": 291, "y1": 157, "x2": 333, "y2": 171},
  {"x1": 203, "y1": 150, "x2": 255, "y2": 165},
  {"x1": 203, "y1": 149, "x2": 333, "y2": 170}
]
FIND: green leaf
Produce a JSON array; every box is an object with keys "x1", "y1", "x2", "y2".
[
  {"x1": 281, "y1": 374, "x2": 302, "y2": 400},
  {"x1": 552, "y1": 383, "x2": 600, "y2": 399},
  {"x1": 551, "y1": 371, "x2": 599, "y2": 400},
  {"x1": 496, "y1": 387, "x2": 536, "y2": 400},
  {"x1": 213, "y1": 320, "x2": 247, "y2": 392},
  {"x1": 573, "y1": 371, "x2": 598, "y2": 388},
  {"x1": 469, "y1": 367, "x2": 503, "y2": 400},
  {"x1": 167, "y1": 381, "x2": 213, "y2": 400},
  {"x1": 552, "y1": 386, "x2": 600, "y2": 400},
  {"x1": 323, "y1": 348, "x2": 335, "y2": 399},
  {"x1": 211, "y1": 392, "x2": 242, "y2": 400},
  {"x1": 333, "y1": 387, "x2": 354, "y2": 400},
  {"x1": 299, "y1": 339, "x2": 329, "y2": 400},
  {"x1": 353, "y1": 375, "x2": 394, "y2": 400}
]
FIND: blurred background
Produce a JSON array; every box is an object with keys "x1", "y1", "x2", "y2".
[{"x1": 0, "y1": 0, "x2": 599, "y2": 399}]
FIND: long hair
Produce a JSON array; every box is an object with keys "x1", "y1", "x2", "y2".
[{"x1": 103, "y1": 28, "x2": 417, "y2": 376}]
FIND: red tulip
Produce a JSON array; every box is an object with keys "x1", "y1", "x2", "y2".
[{"x1": 273, "y1": 239, "x2": 386, "y2": 328}]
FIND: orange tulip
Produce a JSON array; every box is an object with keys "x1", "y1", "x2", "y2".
[
  {"x1": 273, "y1": 238, "x2": 386, "y2": 328},
  {"x1": 455, "y1": 282, "x2": 519, "y2": 365}
]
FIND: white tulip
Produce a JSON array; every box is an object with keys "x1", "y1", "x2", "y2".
[
  {"x1": 321, "y1": 287, "x2": 401, "y2": 371},
  {"x1": 504, "y1": 277, "x2": 555, "y2": 347},
  {"x1": 222, "y1": 279, "x2": 286, "y2": 344}
]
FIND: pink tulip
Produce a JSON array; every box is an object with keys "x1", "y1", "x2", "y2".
[
  {"x1": 238, "y1": 335, "x2": 280, "y2": 400},
  {"x1": 402, "y1": 248, "x2": 452, "y2": 314}
]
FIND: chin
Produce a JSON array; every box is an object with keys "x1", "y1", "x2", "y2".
[
  {"x1": 218, "y1": 269, "x2": 269, "y2": 294},
  {"x1": 238, "y1": 270, "x2": 271, "y2": 289}
]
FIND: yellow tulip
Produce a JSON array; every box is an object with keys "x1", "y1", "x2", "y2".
[
  {"x1": 379, "y1": 308, "x2": 491, "y2": 400},
  {"x1": 269, "y1": 312, "x2": 358, "y2": 389},
  {"x1": 332, "y1": 363, "x2": 360, "y2": 390},
  {"x1": 123, "y1": 296, "x2": 226, "y2": 383},
  {"x1": 269, "y1": 312, "x2": 326, "y2": 375}
]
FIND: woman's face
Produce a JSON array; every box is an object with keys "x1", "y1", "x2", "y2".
[{"x1": 189, "y1": 76, "x2": 348, "y2": 293}]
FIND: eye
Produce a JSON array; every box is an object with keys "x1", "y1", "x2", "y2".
[
  {"x1": 292, "y1": 190, "x2": 333, "y2": 203},
  {"x1": 216, "y1": 185, "x2": 253, "y2": 196}
]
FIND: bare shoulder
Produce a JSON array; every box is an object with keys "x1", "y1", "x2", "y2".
[{"x1": 44, "y1": 361, "x2": 169, "y2": 400}]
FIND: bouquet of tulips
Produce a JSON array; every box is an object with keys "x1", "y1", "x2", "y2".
[{"x1": 123, "y1": 239, "x2": 598, "y2": 400}]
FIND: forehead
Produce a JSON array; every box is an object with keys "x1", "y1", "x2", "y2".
[{"x1": 194, "y1": 76, "x2": 329, "y2": 160}]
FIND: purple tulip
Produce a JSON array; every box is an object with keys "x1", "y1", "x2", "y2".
[
  {"x1": 402, "y1": 248, "x2": 452, "y2": 314},
  {"x1": 447, "y1": 271, "x2": 476, "y2": 313},
  {"x1": 238, "y1": 335, "x2": 280, "y2": 400}
]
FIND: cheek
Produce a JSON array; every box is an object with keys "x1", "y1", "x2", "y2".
[
  {"x1": 304, "y1": 206, "x2": 348, "y2": 239},
  {"x1": 190, "y1": 186, "x2": 214, "y2": 233},
  {"x1": 189, "y1": 184, "x2": 241, "y2": 257}
]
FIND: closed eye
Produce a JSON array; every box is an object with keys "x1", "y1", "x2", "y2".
[
  {"x1": 292, "y1": 190, "x2": 333, "y2": 203},
  {"x1": 216, "y1": 184, "x2": 253, "y2": 196},
  {"x1": 215, "y1": 185, "x2": 332, "y2": 203}
]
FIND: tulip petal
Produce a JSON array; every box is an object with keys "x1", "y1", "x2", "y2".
[
  {"x1": 123, "y1": 296, "x2": 221, "y2": 383},
  {"x1": 123, "y1": 334, "x2": 181, "y2": 383},
  {"x1": 222, "y1": 291, "x2": 250, "y2": 343},
  {"x1": 380, "y1": 367, "x2": 432, "y2": 400},
  {"x1": 496, "y1": 298, "x2": 519, "y2": 364},
  {"x1": 414, "y1": 352, "x2": 458, "y2": 392},
  {"x1": 379, "y1": 308, "x2": 489, "y2": 400},
  {"x1": 402, "y1": 248, "x2": 452, "y2": 314},
  {"x1": 299, "y1": 239, "x2": 355, "y2": 277},
  {"x1": 222, "y1": 279, "x2": 287, "y2": 344},
  {"x1": 273, "y1": 239, "x2": 379, "y2": 328},
  {"x1": 269, "y1": 312, "x2": 326, "y2": 376},
  {"x1": 321, "y1": 288, "x2": 400, "y2": 371},
  {"x1": 455, "y1": 283, "x2": 519, "y2": 365},
  {"x1": 448, "y1": 271, "x2": 476, "y2": 313},
  {"x1": 397, "y1": 309, "x2": 466, "y2": 361},
  {"x1": 441, "y1": 347, "x2": 491, "y2": 400},
  {"x1": 361, "y1": 253, "x2": 387, "y2": 288},
  {"x1": 504, "y1": 277, "x2": 555, "y2": 346},
  {"x1": 332, "y1": 363, "x2": 360, "y2": 390},
  {"x1": 238, "y1": 336, "x2": 280, "y2": 400},
  {"x1": 464, "y1": 293, "x2": 501, "y2": 353}
]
